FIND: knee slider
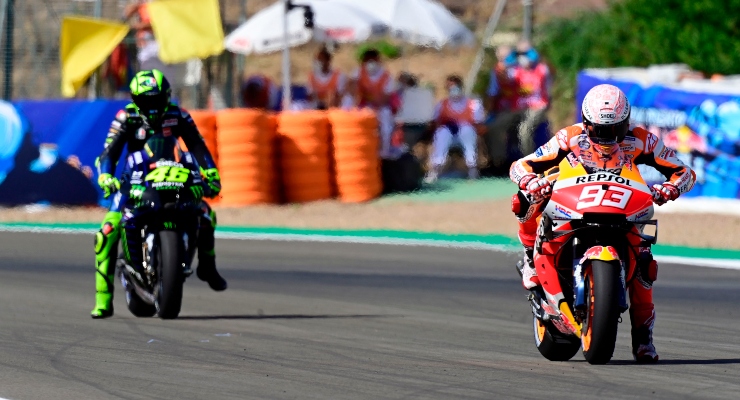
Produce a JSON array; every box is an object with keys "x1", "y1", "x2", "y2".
[
  {"x1": 646, "y1": 259, "x2": 658, "y2": 282},
  {"x1": 94, "y1": 231, "x2": 105, "y2": 255},
  {"x1": 95, "y1": 222, "x2": 113, "y2": 254},
  {"x1": 511, "y1": 193, "x2": 521, "y2": 215},
  {"x1": 94, "y1": 222, "x2": 118, "y2": 255},
  {"x1": 199, "y1": 202, "x2": 217, "y2": 228},
  {"x1": 512, "y1": 191, "x2": 533, "y2": 220},
  {"x1": 639, "y1": 253, "x2": 658, "y2": 283},
  {"x1": 636, "y1": 252, "x2": 658, "y2": 288}
]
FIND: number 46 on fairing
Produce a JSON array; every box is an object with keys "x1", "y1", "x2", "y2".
[
  {"x1": 145, "y1": 166, "x2": 190, "y2": 183},
  {"x1": 576, "y1": 185, "x2": 632, "y2": 210}
]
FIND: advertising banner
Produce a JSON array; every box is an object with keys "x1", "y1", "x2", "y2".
[
  {"x1": 0, "y1": 100, "x2": 128, "y2": 206},
  {"x1": 577, "y1": 71, "x2": 740, "y2": 198}
]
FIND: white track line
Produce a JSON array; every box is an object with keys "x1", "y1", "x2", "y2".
[{"x1": 1, "y1": 225, "x2": 739, "y2": 270}]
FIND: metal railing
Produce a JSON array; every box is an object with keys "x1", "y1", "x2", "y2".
[{"x1": 0, "y1": 0, "x2": 247, "y2": 107}]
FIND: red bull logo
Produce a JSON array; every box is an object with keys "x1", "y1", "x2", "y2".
[{"x1": 580, "y1": 246, "x2": 620, "y2": 263}]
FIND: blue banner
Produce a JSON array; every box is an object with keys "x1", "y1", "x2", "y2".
[
  {"x1": 577, "y1": 71, "x2": 740, "y2": 199},
  {"x1": 0, "y1": 99, "x2": 128, "y2": 206}
]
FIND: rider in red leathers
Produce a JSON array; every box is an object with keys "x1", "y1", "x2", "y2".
[{"x1": 510, "y1": 84, "x2": 696, "y2": 363}]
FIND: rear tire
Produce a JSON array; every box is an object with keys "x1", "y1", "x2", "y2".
[
  {"x1": 155, "y1": 230, "x2": 184, "y2": 320},
  {"x1": 533, "y1": 315, "x2": 581, "y2": 361},
  {"x1": 581, "y1": 260, "x2": 622, "y2": 364},
  {"x1": 125, "y1": 288, "x2": 156, "y2": 317},
  {"x1": 119, "y1": 259, "x2": 157, "y2": 318}
]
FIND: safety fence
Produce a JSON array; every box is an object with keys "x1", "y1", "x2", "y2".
[{"x1": 0, "y1": 0, "x2": 248, "y2": 105}]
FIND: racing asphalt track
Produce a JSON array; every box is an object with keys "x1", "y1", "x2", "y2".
[{"x1": 1, "y1": 231, "x2": 740, "y2": 400}]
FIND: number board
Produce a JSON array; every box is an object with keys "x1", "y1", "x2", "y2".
[{"x1": 145, "y1": 166, "x2": 190, "y2": 186}]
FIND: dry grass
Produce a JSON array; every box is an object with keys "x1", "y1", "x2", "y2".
[{"x1": 231, "y1": 0, "x2": 610, "y2": 97}]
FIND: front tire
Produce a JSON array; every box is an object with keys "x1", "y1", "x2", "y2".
[
  {"x1": 533, "y1": 315, "x2": 581, "y2": 361},
  {"x1": 581, "y1": 260, "x2": 622, "y2": 364},
  {"x1": 155, "y1": 230, "x2": 184, "y2": 319}
]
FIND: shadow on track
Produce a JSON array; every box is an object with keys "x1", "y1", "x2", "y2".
[
  {"x1": 607, "y1": 358, "x2": 740, "y2": 366},
  {"x1": 176, "y1": 314, "x2": 400, "y2": 321}
]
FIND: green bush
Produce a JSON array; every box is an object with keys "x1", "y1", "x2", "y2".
[
  {"x1": 537, "y1": 0, "x2": 740, "y2": 125},
  {"x1": 356, "y1": 40, "x2": 403, "y2": 61}
]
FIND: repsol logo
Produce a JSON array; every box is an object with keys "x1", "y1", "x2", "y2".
[{"x1": 575, "y1": 173, "x2": 633, "y2": 186}]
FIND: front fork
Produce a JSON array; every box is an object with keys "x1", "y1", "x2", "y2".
[
  {"x1": 572, "y1": 240, "x2": 629, "y2": 321},
  {"x1": 134, "y1": 220, "x2": 196, "y2": 287},
  {"x1": 143, "y1": 223, "x2": 196, "y2": 279}
]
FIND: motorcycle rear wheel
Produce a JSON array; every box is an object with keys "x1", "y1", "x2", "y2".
[
  {"x1": 119, "y1": 259, "x2": 157, "y2": 318},
  {"x1": 581, "y1": 260, "x2": 621, "y2": 364},
  {"x1": 125, "y1": 287, "x2": 157, "y2": 317},
  {"x1": 533, "y1": 315, "x2": 581, "y2": 361},
  {"x1": 155, "y1": 230, "x2": 184, "y2": 320}
]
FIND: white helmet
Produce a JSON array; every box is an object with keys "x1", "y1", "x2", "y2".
[{"x1": 581, "y1": 84, "x2": 631, "y2": 152}]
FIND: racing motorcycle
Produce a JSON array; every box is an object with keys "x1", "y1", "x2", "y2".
[
  {"x1": 515, "y1": 154, "x2": 657, "y2": 364},
  {"x1": 118, "y1": 134, "x2": 206, "y2": 320}
]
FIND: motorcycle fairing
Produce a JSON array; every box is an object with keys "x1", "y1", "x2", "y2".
[{"x1": 532, "y1": 158, "x2": 654, "y2": 336}]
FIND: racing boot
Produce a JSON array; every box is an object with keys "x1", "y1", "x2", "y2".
[
  {"x1": 91, "y1": 212, "x2": 122, "y2": 319},
  {"x1": 196, "y1": 206, "x2": 227, "y2": 291},
  {"x1": 516, "y1": 246, "x2": 540, "y2": 290},
  {"x1": 631, "y1": 304, "x2": 659, "y2": 363}
]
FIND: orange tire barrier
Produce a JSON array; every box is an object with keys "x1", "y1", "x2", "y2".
[
  {"x1": 328, "y1": 109, "x2": 382, "y2": 202},
  {"x1": 177, "y1": 110, "x2": 219, "y2": 204},
  {"x1": 216, "y1": 109, "x2": 276, "y2": 206},
  {"x1": 188, "y1": 110, "x2": 219, "y2": 165},
  {"x1": 277, "y1": 111, "x2": 332, "y2": 203}
]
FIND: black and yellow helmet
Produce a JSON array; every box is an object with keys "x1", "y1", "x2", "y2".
[{"x1": 130, "y1": 69, "x2": 171, "y2": 126}]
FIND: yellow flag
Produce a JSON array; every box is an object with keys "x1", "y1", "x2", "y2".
[
  {"x1": 60, "y1": 17, "x2": 129, "y2": 98},
  {"x1": 148, "y1": 0, "x2": 225, "y2": 64}
]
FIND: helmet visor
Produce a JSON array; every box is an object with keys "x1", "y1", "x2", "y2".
[
  {"x1": 133, "y1": 93, "x2": 168, "y2": 122},
  {"x1": 586, "y1": 119, "x2": 629, "y2": 145}
]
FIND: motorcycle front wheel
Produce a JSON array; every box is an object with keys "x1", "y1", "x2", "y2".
[
  {"x1": 155, "y1": 230, "x2": 184, "y2": 319},
  {"x1": 581, "y1": 260, "x2": 621, "y2": 364}
]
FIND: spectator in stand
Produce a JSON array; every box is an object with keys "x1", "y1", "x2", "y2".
[
  {"x1": 486, "y1": 45, "x2": 518, "y2": 170},
  {"x1": 487, "y1": 45, "x2": 517, "y2": 114},
  {"x1": 424, "y1": 75, "x2": 485, "y2": 183},
  {"x1": 485, "y1": 40, "x2": 551, "y2": 168},
  {"x1": 393, "y1": 71, "x2": 418, "y2": 113},
  {"x1": 510, "y1": 39, "x2": 551, "y2": 155},
  {"x1": 240, "y1": 74, "x2": 279, "y2": 110},
  {"x1": 308, "y1": 47, "x2": 346, "y2": 110},
  {"x1": 351, "y1": 48, "x2": 397, "y2": 158}
]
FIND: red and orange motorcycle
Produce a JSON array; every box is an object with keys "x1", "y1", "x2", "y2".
[{"x1": 515, "y1": 155, "x2": 657, "y2": 364}]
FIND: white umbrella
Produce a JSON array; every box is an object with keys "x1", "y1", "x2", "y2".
[
  {"x1": 331, "y1": 0, "x2": 475, "y2": 48},
  {"x1": 225, "y1": 0, "x2": 387, "y2": 55}
]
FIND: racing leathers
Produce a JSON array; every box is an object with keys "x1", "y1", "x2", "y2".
[
  {"x1": 510, "y1": 123, "x2": 696, "y2": 362},
  {"x1": 92, "y1": 103, "x2": 224, "y2": 318}
]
